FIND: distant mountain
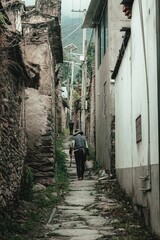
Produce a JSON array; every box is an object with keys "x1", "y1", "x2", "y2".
[
  {"x1": 61, "y1": 15, "x2": 94, "y2": 85},
  {"x1": 61, "y1": 15, "x2": 84, "y2": 54},
  {"x1": 61, "y1": 15, "x2": 92, "y2": 55}
]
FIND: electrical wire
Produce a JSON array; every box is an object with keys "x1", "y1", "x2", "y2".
[
  {"x1": 62, "y1": 24, "x2": 82, "y2": 41},
  {"x1": 62, "y1": 23, "x2": 82, "y2": 33}
]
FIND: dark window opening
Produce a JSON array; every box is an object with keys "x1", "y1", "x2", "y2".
[
  {"x1": 136, "y1": 115, "x2": 142, "y2": 143},
  {"x1": 98, "y1": 1, "x2": 108, "y2": 67}
]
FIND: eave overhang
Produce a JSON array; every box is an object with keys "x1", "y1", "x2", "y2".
[{"x1": 82, "y1": 0, "x2": 106, "y2": 28}]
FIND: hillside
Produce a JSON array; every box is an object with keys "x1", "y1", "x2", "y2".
[
  {"x1": 61, "y1": 15, "x2": 92, "y2": 55},
  {"x1": 61, "y1": 15, "x2": 94, "y2": 87}
]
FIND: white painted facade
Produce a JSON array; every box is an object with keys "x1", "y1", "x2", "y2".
[
  {"x1": 115, "y1": 0, "x2": 160, "y2": 235},
  {"x1": 116, "y1": 0, "x2": 158, "y2": 169}
]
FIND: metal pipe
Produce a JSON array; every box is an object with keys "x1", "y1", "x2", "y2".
[
  {"x1": 138, "y1": 0, "x2": 151, "y2": 190},
  {"x1": 156, "y1": 0, "x2": 160, "y2": 201}
]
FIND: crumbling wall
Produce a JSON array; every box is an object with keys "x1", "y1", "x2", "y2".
[
  {"x1": 25, "y1": 88, "x2": 55, "y2": 186},
  {"x1": 22, "y1": 16, "x2": 56, "y2": 186},
  {"x1": 1, "y1": 0, "x2": 25, "y2": 33},
  {"x1": 22, "y1": 0, "x2": 63, "y2": 186},
  {"x1": 0, "y1": 71, "x2": 26, "y2": 210},
  {"x1": 35, "y1": 0, "x2": 61, "y2": 20}
]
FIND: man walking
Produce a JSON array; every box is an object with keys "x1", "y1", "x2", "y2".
[{"x1": 73, "y1": 129, "x2": 89, "y2": 180}]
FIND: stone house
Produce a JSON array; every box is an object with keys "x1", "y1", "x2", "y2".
[
  {"x1": 22, "y1": 0, "x2": 63, "y2": 186},
  {"x1": 0, "y1": 0, "x2": 63, "y2": 217},
  {"x1": 0, "y1": 0, "x2": 30, "y2": 212}
]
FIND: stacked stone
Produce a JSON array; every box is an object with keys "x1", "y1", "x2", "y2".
[
  {"x1": 27, "y1": 109, "x2": 55, "y2": 186},
  {"x1": 35, "y1": 0, "x2": 61, "y2": 20},
  {"x1": 0, "y1": 72, "x2": 26, "y2": 210},
  {"x1": 23, "y1": 0, "x2": 63, "y2": 187}
]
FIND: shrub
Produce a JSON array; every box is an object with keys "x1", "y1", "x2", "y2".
[{"x1": 20, "y1": 166, "x2": 34, "y2": 201}]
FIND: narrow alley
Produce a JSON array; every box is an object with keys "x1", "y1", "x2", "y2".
[
  {"x1": 38, "y1": 135, "x2": 158, "y2": 240},
  {"x1": 1, "y1": 0, "x2": 160, "y2": 238},
  {"x1": 45, "y1": 136, "x2": 116, "y2": 239}
]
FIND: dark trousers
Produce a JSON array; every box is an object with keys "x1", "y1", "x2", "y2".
[
  {"x1": 69, "y1": 128, "x2": 73, "y2": 135},
  {"x1": 74, "y1": 149, "x2": 86, "y2": 179}
]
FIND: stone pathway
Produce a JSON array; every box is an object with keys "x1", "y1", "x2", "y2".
[{"x1": 44, "y1": 136, "x2": 120, "y2": 240}]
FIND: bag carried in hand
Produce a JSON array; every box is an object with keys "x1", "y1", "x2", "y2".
[{"x1": 85, "y1": 160, "x2": 93, "y2": 169}]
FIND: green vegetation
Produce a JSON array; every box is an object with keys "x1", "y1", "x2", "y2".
[
  {"x1": 88, "y1": 144, "x2": 101, "y2": 173},
  {"x1": 87, "y1": 42, "x2": 95, "y2": 78},
  {"x1": 20, "y1": 166, "x2": 34, "y2": 202},
  {"x1": 61, "y1": 16, "x2": 84, "y2": 53},
  {"x1": 1, "y1": 134, "x2": 69, "y2": 240},
  {"x1": 0, "y1": 12, "x2": 5, "y2": 25},
  {"x1": 55, "y1": 134, "x2": 69, "y2": 192}
]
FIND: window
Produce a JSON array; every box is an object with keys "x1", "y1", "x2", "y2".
[
  {"x1": 136, "y1": 115, "x2": 142, "y2": 143},
  {"x1": 98, "y1": 2, "x2": 108, "y2": 66}
]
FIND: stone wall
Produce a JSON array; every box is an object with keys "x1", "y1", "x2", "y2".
[
  {"x1": 22, "y1": 12, "x2": 58, "y2": 186},
  {"x1": 1, "y1": 0, "x2": 24, "y2": 33},
  {"x1": 35, "y1": 0, "x2": 61, "y2": 20},
  {"x1": 20, "y1": 0, "x2": 62, "y2": 186},
  {"x1": 0, "y1": 71, "x2": 26, "y2": 211},
  {"x1": 25, "y1": 88, "x2": 55, "y2": 186}
]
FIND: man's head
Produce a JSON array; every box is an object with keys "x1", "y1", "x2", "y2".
[{"x1": 73, "y1": 129, "x2": 83, "y2": 136}]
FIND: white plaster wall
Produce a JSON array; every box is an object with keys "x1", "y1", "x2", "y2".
[
  {"x1": 115, "y1": 0, "x2": 158, "y2": 168},
  {"x1": 114, "y1": 0, "x2": 160, "y2": 235},
  {"x1": 115, "y1": 42, "x2": 132, "y2": 169},
  {"x1": 131, "y1": 0, "x2": 158, "y2": 167},
  {"x1": 109, "y1": 0, "x2": 130, "y2": 78}
]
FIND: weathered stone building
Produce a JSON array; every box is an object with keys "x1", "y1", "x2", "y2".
[
  {"x1": 1, "y1": 0, "x2": 25, "y2": 33},
  {"x1": 35, "y1": 0, "x2": 61, "y2": 21},
  {"x1": 0, "y1": 0, "x2": 63, "y2": 216},
  {"x1": 22, "y1": 0, "x2": 63, "y2": 186},
  {"x1": 0, "y1": 0, "x2": 30, "y2": 211}
]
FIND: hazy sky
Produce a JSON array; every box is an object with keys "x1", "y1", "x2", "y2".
[{"x1": 24, "y1": 0, "x2": 90, "y2": 16}]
